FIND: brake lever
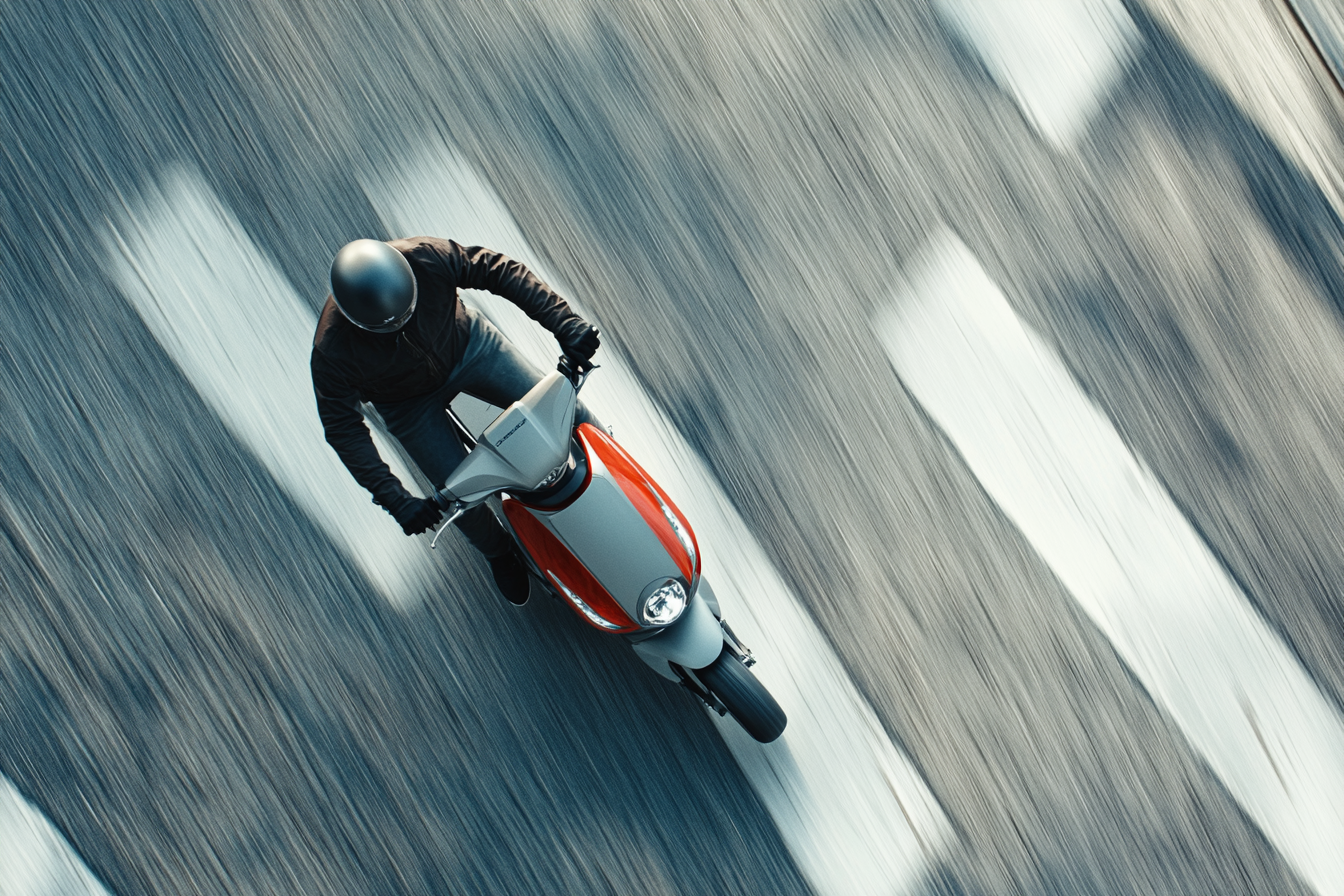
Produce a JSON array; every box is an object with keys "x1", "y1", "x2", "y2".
[
  {"x1": 430, "y1": 502, "x2": 466, "y2": 549},
  {"x1": 557, "y1": 355, "x2": 599, "y2": 389}
]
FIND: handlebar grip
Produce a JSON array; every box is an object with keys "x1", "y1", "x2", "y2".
[{"x1": 557, "y1": 354, "x2": 587, "y2": 385}]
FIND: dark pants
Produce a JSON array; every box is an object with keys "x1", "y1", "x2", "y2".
[{"x1": 375, "y1": 306, "x2": 598, "y2": 558}]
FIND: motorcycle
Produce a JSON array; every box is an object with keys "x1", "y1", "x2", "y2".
[{"x1": 429, "y1": 354, "x2": 787, "y2": 743}]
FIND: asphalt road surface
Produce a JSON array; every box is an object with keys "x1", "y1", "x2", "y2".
[{"x1": 3, "y1": 0, "x2": 1343, "y2": 894}]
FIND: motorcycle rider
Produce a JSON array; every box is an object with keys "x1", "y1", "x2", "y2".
[{"x1": 311, "y1": 237, "x2": 601, "y2": 606}]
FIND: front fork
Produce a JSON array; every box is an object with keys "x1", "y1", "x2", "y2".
[
  {"x1": 717, "y1": 618, "x2": 756, "y2": 668},
  {"x1": 672, "y1": 662, "x2": 728, "y2": 715},
  {"x1": 672, "y1": 610, "x2": 757, "y2": 716}
]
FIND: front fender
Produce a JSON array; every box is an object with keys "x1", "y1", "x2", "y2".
[{"x1": 630, "y1": 591, "x2": 724, "y2": 680}]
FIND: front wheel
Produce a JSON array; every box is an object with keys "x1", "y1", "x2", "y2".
[{"x1": 697, "y1": 648, "x2": 787, "y2": 743}]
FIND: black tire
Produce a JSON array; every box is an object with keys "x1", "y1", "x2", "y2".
[{"x1": 697, "y1": 648, "x2": 787, "y2": 743}]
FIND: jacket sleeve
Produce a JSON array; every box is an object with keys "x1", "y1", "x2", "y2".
[
  {"x1": 311, "y1": 350, "x2": 416, "y2": 517},
  {"x1": 434, "y1": 239, "x2": 583, "y2": 334}
]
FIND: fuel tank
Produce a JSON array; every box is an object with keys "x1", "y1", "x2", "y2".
[{"x1": 503, "y1": 423, "x2": 700, "y2": 631}]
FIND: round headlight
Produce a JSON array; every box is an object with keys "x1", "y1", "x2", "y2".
[{"x1": 640, "y1": 579, "x2": 688, "y2": 626}]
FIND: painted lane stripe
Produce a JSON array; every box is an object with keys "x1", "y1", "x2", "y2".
[
  {"x1": 877, "y1": 230, "x2": 1344, "y2": 896},
  {"x1": 933, "y1": 0, "x2": 1139, "y2": 147},
  {"x1": 106, "y1": 171, "x2": 432, "y2": 609},
  {"x1": 364, "y1": 145, "x2": 953, "y2": 896},
  {"x1": 0, "y1": 775, "x2": 112, "y2": 896}
]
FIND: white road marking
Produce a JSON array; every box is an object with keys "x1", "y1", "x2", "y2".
[
  {"x1": 877, "y1": 230, "x2": 1344, "y2": 896},
  {"x1": 106, "y1": 170, "x2": 432, "y2": 609},
  {"x1": 363, "y1": 145, "x2": 953, "y2": 896},
  {"x1": 1143, "y1": 0, "x2": 1344, "y2": 215},
  {"x1": 0, "y1": 776, "x2": 112, "y2": 896},
  {"x1": 934, "y1": 0, "x2": 1139, "y2": 147}
]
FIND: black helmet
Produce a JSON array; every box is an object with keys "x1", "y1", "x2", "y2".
[{"x1": 330, "y1": 239, "x2": 417, "y2": 333}]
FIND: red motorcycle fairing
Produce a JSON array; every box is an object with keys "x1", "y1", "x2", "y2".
[
  {"x1": 502, "y1": 423, "x2": 701, "y2": 632},
  {"x1": 502, "y1": 497, "x2": 639, "y2": 632},
  {"x1": 576, "y1": 424, "x2": 700, "y2": 584}
]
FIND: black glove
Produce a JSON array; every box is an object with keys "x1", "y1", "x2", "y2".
[
  {"x1": 557, "y1": 319, "x2": 600, "y2": 363},
  {"x1": 394, "y1": 497, "x2": 442, "y2": 536}
]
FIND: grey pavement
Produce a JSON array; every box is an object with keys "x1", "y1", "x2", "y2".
[{"x1": 3, "y1": 0, "x2": 1342, "y2": 894}]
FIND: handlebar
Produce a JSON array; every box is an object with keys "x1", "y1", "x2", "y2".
[
  {"x1": 556, "y1": 354, "x2": 598, "y2": 390},
  {"x1": 429, "y1": 495, "x2": 467, "y2": 549}
]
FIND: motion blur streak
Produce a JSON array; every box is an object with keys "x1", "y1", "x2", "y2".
[
  {"x1": 879, "y1": 231, "x2": 1344, "y2": 896},
  {"x1": 1288, "y1": 0, "x2": 1344, "y2": 87},
  {"x1": 933, "y1": 0, "x2": 1138, "y2": 147},
  {"x1": 1146, "y1": 0, "x2": 1344, "y2": 213},
  {"x1": 365, "y1": 144, "x2": 954, "y2": 896},
  {"x1": 106, "y1": 170, "x2": 430, "y2": 609},
  {"x1": 0, "y1": 776, "x2": 112, "y2": 896}
]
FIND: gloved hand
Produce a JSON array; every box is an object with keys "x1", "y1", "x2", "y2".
[
  {"x1": 394, "y1": 497, "x2": 442, "y2": 536},
  {"x1": 556, "y1": 318, "x2": 600, "y2": 363}
]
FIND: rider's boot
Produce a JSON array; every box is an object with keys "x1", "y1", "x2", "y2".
[
  {"x1": 488, "y1": 548, "x2": 530, "y2": 606},
  {"x1": 456, "y1": 504, "x2": 530, "y2": 606}
]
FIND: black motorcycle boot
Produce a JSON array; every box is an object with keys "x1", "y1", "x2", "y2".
[
  {"x1": 454, "y1": 505, "x2": 529, "y2": 606},
  {"x1": 488, "y1": 548, "x2": 531, "y2": 607}
]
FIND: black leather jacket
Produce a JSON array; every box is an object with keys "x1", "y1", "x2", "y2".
[{"x1": 311, "y1": 236, "x2": 583, "y2": 517}]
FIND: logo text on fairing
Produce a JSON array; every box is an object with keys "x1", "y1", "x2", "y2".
[{"x1": 494, "y1": 418, "x2": 527, "y2": 447}]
